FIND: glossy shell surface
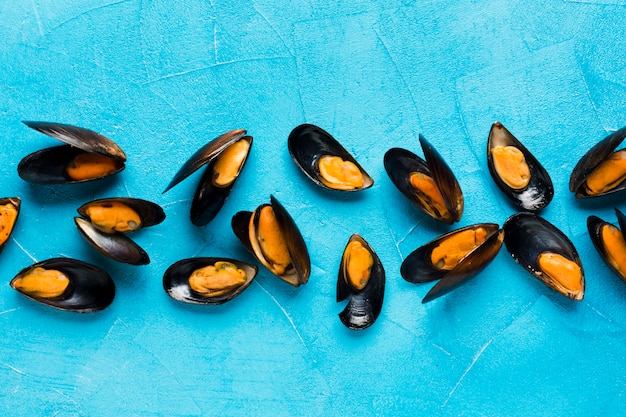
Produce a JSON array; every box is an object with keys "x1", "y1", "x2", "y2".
[
  {"x1": 77, "y1": 197, "x2": 166, "y2": 231},
  {"x1": 587, "y1": 208, "x2": 626, "y2": 284},
  {"x1": 0, "y1": 197, "x2": 21, "y2": 254}
]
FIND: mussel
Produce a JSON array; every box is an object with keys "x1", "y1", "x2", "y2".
[
  {"x1": 163, "y1": 129, "x2": 252, "y2": 226},
  {"x1": 10, "y1": 258, "x2": 115, "y2": 312},
  {"x1": 570, "y1": 126, "x2": 626, "y2": 198},
  {"x1": 163, "y1": 257, "x2": 257, "y2": 305},
  {"x1": 587, "y1": 208, "x2": 626, "y2": 284},
  {"x1": 336, "y1": 234, "x2": 384, "y2": 330},
  {"x1": 384, "y1": 135, "x2": 463, "y2": 224},
  {"x1": 231, "y1": 195, "x2": 310, "y2": 287},
  {"x1": 74, "y1": 197, "x2": 165, "y2": 265},
  {"x1": 288, "y1": 124, "x2": 374, "y2": 191},
  {"x1": 487, "y1": 122, "x2": 553, "y2": 211},
  {"x1": 503, "y1": 212, "x2": 584, "y2": 300},
  {"x1": 401, "y1": 223, "x2": 503, "y2": 303},
  {"x1": 18, "y1": 121, "x2": 126, "y2": 184},
  {"x1": 0, "y1": 197, "x2": 21, "y2": 254}
]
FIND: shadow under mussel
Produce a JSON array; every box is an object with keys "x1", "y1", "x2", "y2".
[
  {"x1": 10, "y1": 257, "x2": 115, "y2": 312},
  {"x1": 401, "y1": 223, "x2": 503, "y2": 303},
  {"x1": 0, "y1": 197, "x2": 21, "y2": 254},
  {"x1": 587, "y1": 208, "x2": 626, "y2": 285},
  {"x1": 487, "y1": 122, "x2": 553, "y2": 211},
  {"x1": 163, "y1": 129, "x2": 252, "y2": 226},
  {"x1": 384, "y1": 135, "x2": 463, "y2": 224},
  {"x1": 288, "y1": 123, "x2": 374, "y2": 191},
  {"x1": 231, "y1": 195, "x2": 310, "y2": 287},
  {"x1": 503, "y1": 212, "x2": 584, "y2": 300},
  {"x1": 163, "y1": 257, "x2": 257, "y2": 305},
  {"x1": 74, "y1": 197, "x2": 165, "y2": 265},
  {"x1": 18, "y1": 121, "x2": 126, "y2": 184},
  {"x1": 336, "y1": 234, "x2": 384, "y2": 330},
  {"x1": 570, "y1": 126, "x2": 626, "y2": 198}
]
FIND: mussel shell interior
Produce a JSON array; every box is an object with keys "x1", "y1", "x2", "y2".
[
  {"x1": 10, "y1": 257, "x2": 115, "y2": 313},
  {"x1": 75, "y1": 217, "x2": 150, "y2": 265},
  {"x1": 0, "y1": 197, "x2": 21, "y2": 254},
  {"x1": 288, "y1": 124, "x2": 373, "y2": 191},
  {"x1": 163, "y1": 257, "x2": 258, "y2": 305},
  {"x1": 78, "y1": 197, "x2": 166, "y2": 230},
  {"x1": 587, "y1": 208, "x2": 626, "y2": 283}
]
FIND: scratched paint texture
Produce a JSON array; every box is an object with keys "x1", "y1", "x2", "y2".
[{"x1": 0, "y1": 0, "x2": 625, "y2": 415}]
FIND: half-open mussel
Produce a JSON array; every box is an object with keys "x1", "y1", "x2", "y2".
[
  {"x1": 587, "y1": 208, "x2": 626, "y2": 284},
  {"x1": 163, "y1": 257, "x2": 257, "y2": 305},
  {"x1": 163, "y1": 129, "x2": 252, "y2": 226},
  {"x1": 503, "y1": 212, "x2": 584, "y2": 300},
  {"x1": 231, "y1": 195, "x2": 310, "y2": 287},
  {"x1": 10, "y1": 258, "x2": 115, "y2": 312},
  {"x1": 18, "y1": 121, "x2": 126, "y2": 184},
  {"x1": 0, "y1": 197, "x2": 20, "y2": 254},
  {"x1": 487, "y1": 122, "x2": 553, "y2": 211},
  {"x1": 384, "y1": 135, "x2": 463, "y2": 224},
  {"x1": 336, "y1": 234, "x2": 384, "y2": 330},
  {"x1": 570, "y1": 126, "x2": 626, "y2": 198},
  {"x1": 74, "y1": 197, "x2": 165, "y2": 265},
  {"x1": 401, "y1": 223, "x2": 503, "y2": 303},
  {"x1": 288, "y1": 124, "x2": 374, "y2": 191}
]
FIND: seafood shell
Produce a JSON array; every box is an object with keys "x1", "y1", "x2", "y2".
[
  {"x1": 0, "y1": 197, "x2": 21, "y2": 254},
  {"x1": 587, "y1": 208, "x2": 626, "y2": 284}
]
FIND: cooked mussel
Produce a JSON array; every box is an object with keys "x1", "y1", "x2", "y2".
[
  {"x1": 18, "y1": 121, "x2": 126, "y2": 184},
  {"x1": 487, "y1": 122, "x2": 553, "y2": 211},
  {"x1": 503, "y1": 212, "x2": 584, "y2": 300},
  {"x1": 10, "y1": 257, "x2": 115, "y2": 312},
  {"x1": 288, "y1": 124, "x2": 373, "y2": 191},
  {"x1": 570, "y1": 126, "x2": 626, "y2": 198},
  {"x1": 163, "y1": 257, "x2": 257, "y2": 305},
  {"x1": 587, "y1": 208, "x2": 626, "y2": 284},
  {"x1": 231, "y1": 195, "x2": 310, "y2": 287},
  {"x1": 0, "y1": 197, "x2": 21, "y2": 254},
  {"x1": 163, "y1": 129, "x2": 252, "y2": 226},
  {"x1": 384, "y1": 135, "x2": 463, "y2": 224},
  {"x1": 401, "y1": 223, "x2": 503, "y2": 303},
  {"x1": 336, "y1": 234, "x2": 384, "y2": 330}
]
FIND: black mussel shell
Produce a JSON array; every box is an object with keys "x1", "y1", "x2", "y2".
[
  {"x1": 10, "y1": 257, "x2": 115, "y2": 312},
  {"x1": 569, "y1": 127, "x2": 626, "y2": 198},
  {"x1": 231, "y1": 195, "x2": 311, "y2": 287},
  {"x1": 587, "y1": 208, "x2": 626, "y2": 284},
  {"x1": 336, "y1": 234, "x2": 384, "y2": 330},
  {"x1": 288, "y1": 124, "x2": 373, "y2": 191},
  {"x1": 163, "y1": 130, "x2": 252, "y2": 226},
  {"x1": 74, "y1": 217, "x2": 150, "y2": 265},
  {"x1": 0, "y1": 197, "x2": 21, "y2": 254},
  {"x1": 163, "y1": 257, "x2": 257, "y2": 305},
  {"x1": 384, "y1": 135, "x2": 463, "y2": 224},
  {"x1": 77, "y1": 197, "x2": 166, "y2": 231},
  {"x1": 487, "y1": 122, "x2": 553, "y2": 211},
  {"x1": 400, "y1": 223, "x2": 503, "y2": 303},
  {"x1": 503, "y1": 212, "x2": 584, "y2": 300}
]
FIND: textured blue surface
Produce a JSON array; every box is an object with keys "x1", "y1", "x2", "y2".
[{"x1": 1, "y1": 1, "x2": 626, "y2": 415}]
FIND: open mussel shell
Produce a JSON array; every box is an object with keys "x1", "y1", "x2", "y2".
[
  {"x1": 336, "y1": 234, "x2": 384, "y2": 330},
  {"x1": 587, "y1": 208, "x2": 626, "y2": 284},
  {"x1": 10, "y1": 257, "x2": 115, "y2": 312},
  {"x1": 0, "y1": 197, "x2": 21, "y2": 254},
  {"x1": 569, "y1": 126, "x2": 626, "y2": 198},
  {"x1": 77, "y1": 197, "x2": 166, "y2": 231},
  {"x1": 163, "y1": 257, "x2": 257, "y2": 305},
  {"x1": 231, "y1": 195, "x2": 311, "y2": 287},
  {"x1": 487, "y1": 122, "x2": 553, "y2": 211},
  {"x1": 163, "y1": 129, "x2": 252, "y2": 226},
  {"x1": 504, "y1": 212, "x2": 584, "y2": 300},
  {"x1": 384, "y1": 135, "x2": 463, "y2": 224},
  {"x1": 18, "y1": 121, "x2": 126, "y2": 184},
  {"x1": 288, "y1": 124, "x2": 373, "y2": 191},
  {"x1": 401, "y1": 223, "x2": 503, "y2": 303}
]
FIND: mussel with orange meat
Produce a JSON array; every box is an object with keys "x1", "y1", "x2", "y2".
[
  {"x1": 587, "y1": 208, "x2": 626, "y2": 285},
  {"x1": 0, "y1": 197, "x2": 21, "y2": 254}
]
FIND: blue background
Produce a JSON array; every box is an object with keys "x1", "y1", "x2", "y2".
[{"x1": 1, "y1": 1, "x2": 625, "y2": 415}]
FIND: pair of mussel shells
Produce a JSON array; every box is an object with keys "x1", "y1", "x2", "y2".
[
  {"x1": 588, "y1": 208, "x2": 626, "y2": 285},
  {"x1": 74, "y1": 198, "x2": 165, "y2": 265}
]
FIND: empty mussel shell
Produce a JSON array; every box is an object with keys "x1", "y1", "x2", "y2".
[
  {"x1": 77, "y1": 197, "x2": 166, "y2": 234},
  {"x1": 163, "y1": 129, "x2": 252, "y2": 226},
  {"x1": 163, "y1": 257, "x2": 257, "y2": 305},
  {"x1": 384, "y1": 135, "x2": 463, "y2": 224},
  {"x1": 401, "y1": 223, "x2": 503, "y2": 303},
  {"x1": 487, "y1": 122, "x2": 553, "y2": 211},
  {"x1": 231, "y1": 195, "x2": 310, "y2": 287},
  {"x1": 336, "y1": 234, "x2": 384, "y2": 330},
  {"x1": 503, "y1": 212, "x2": 584, "y2": 300},
  {"x1": 18, "y1": 121, "x2": 126, "y2": 184},
  {"x1": 569, "y1": 126, "x2": 626, "y2": 198},
  {"x1": 0, "y1": 197, "x2": 21, "y2": 254},
  {"x1": 587, "y1": 208, "x2": 626, "y2": 284},
  {"x1": 288, "y1": 124, "x2": 374, "y2": 191},
  {"x1": 10, "y1": 257, "x2": 115, "y2": 312}
]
